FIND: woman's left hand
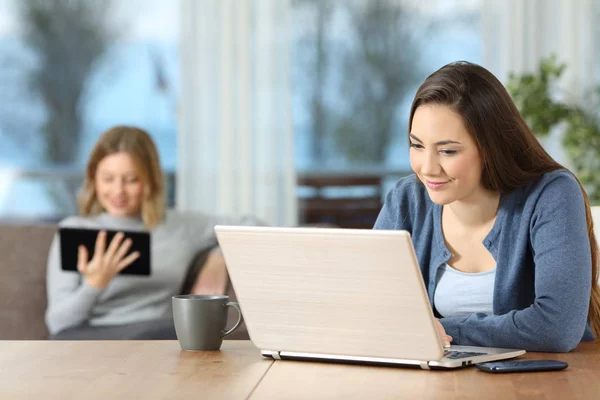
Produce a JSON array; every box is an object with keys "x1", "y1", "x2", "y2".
[
  {"x1": 436, "y1": 319, "x2": 453, "y2": 348},
  {"x1": 190, "y1": 251, "x2": 228, "y2": 295}
]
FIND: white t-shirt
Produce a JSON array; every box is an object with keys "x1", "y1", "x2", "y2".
[{"x1": 434, "y1": 263, "x2": 496, "y2": 318}]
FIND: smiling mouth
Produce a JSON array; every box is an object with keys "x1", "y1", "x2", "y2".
[{"x1": 425, "y1": 180, "x2": 450, "y2": 190}]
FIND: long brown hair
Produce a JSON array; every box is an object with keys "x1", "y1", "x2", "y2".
[
  {"x1": 78, "y1": 126, "x2": 166, "y2": 230},
  {"x1": 409, "y1": 61, "x2": 600, "y2": 336}
]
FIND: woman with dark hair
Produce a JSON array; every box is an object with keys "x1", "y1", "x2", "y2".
[{"x1": 375, "y1": 61, "x2": 599, "y2": 352}]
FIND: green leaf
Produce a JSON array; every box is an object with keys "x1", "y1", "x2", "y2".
[{"x1": 508, "y1": 53, "x2": 600, "y2": 203}]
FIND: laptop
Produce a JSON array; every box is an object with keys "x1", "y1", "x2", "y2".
[{"x1": 214, "y1": 226, "x2": 525, "y2": 369}]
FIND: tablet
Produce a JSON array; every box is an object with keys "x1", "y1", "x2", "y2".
[{"x1": 59, "y1": 227, "x2": 151, "y2": 276}]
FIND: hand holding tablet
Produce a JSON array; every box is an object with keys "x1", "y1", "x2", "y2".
[{"x1": 59, "y1": 227, "x2": 151, "y2": 288}]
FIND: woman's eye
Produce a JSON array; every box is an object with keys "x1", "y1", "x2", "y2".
[
  {"x1": 409, "y1": 142, "x2": 423, "y2": 149},
  {"x1": 440, "y1": 149, "x2": 457, "y2": 155}
]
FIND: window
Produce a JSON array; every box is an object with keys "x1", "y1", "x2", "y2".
[
  {"x1": 0, "y1": 0, "x2": 178, "y2": 221},
  {"x1": 292, "y1": 0, "x2": 481, "y2": 171},
  {"x1": 291, "y1": 0, "x2": 481, "y2": 227}
]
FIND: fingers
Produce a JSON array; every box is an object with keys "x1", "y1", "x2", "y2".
[
  {"x1": 444, "y1": 335, "x2": 453, "y2": 347},
  {"x1": 105, "y1": 232, "x2": 126, "y2": 263},
  {"x1": 92, "y1": 231, "x2": 107, "y2": 262},
  {"x1": 116, "y1": 251, "x2": 140, "y2": 271},
  {"x1": 113, "y1": 238, "x2": 133, "y2": 263},
  {"x1": 90, "y1": 231, "x2": 140, "y2": 276},
  {"x1": 77, "y1": 245, "x2": 88, "y2": 273}
]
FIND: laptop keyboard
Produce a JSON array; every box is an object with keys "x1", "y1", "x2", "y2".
[{"x1": 444, "y1": 351, "x2": 488, "y2": 359}]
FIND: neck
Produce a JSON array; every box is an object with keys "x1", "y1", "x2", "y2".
[{"x1": 445, "y1": 189, "x2": 500, "y2": 227}]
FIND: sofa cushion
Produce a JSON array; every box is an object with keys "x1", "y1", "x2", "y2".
[
  {"x1": 0, "y1": 224, "x2": 250, "y2": 341},
  {"x1": 0, "y1": 224, "x2": 56, "y2": 340}
]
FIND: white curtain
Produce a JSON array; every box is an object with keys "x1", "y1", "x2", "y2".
[
  {"x1": 177, "y1": 0, "x2": 298, "y2": 226},
  {"x1": 481, "y1": 0, "x2": 597, "y2": 164},
  {"x1": 482, "y1": 0, "x2": 596, "y2": 90}
]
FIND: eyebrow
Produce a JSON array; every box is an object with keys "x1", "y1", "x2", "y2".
[
  {"x1": 409, "y1": 133, "x2": 461, "y2": 146},
  {"x1": 98, "y1": 172, "x2": 138, "y2": 177}
]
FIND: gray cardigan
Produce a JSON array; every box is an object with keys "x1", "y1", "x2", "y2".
[{"x1": 374, "y1": 170, "x2": 595, "y2": 352}]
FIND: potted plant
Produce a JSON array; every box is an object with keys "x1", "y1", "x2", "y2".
[{"x1": 507, "y1": 55, "x2": 600, "y2": 203}]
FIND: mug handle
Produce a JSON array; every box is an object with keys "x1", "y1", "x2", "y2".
[{"x1": 221, "y1": 301, "x2": 243, "y2": 338}]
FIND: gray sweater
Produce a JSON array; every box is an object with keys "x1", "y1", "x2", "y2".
[{"x1": 45, "y1": 210, "x2": 260, "y2": 335}]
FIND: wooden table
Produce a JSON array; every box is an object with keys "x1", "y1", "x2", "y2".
[
  {"x1": 0, "y1": 340, "x2": 597, "y2": 399},
  {"x1": 252, "y1": 341, "x2": 600, "y2": 400},
  {"x1": 0, "y1": 340, "x2": 271, "y2": 400}
]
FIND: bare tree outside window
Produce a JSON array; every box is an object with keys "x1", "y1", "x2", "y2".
[
  {"x1": 12, "y1": 0, "x2": 119, "y2": 214},
  {"x1": 294, "y1": 0, "x2": 479, "y2": 166},
  {"x1": 293, "y1": 0, "x2": 335, "y2": 165},
  {"x1": 295, "y1": 0, "x2": 429, "y2": 165},
  {"x1": 332, "y1": 0, "x2": 429, "y2": 164}
]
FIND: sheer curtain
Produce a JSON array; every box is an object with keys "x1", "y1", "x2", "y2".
[
  {"x1": 177, "y1": 0, "x2": 297, "y2": 226},
  {"x1": 482, "y1": 0, "x2": 596, "y2": 164},
  {"x1": 482, "y1": 0, "x2": 596, "y2": 89}
]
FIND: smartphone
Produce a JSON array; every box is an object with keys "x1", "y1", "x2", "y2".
[
  {"x1": 59, "y1": 227, "x2": 151, "y2": 276},
  {"x1": 475, "y1": 360, "x2": 568, "y2": 373}
]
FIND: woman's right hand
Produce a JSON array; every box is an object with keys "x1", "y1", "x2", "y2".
[{"x1": 78, "y1": 231, "x2": 140, "y2": 289}]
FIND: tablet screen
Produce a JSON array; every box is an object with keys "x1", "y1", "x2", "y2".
[{"x1": 59, "y1": 227, "x2": 151, "y2": 276}]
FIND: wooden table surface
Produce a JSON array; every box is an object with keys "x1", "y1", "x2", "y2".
[
  {"x1": 0, "y1": 340, "x2": 271, "y2": 400},
  {"x1": 0, "y1": 340, "x2": 597, "y2": 400},
  {"x1": 252, "y1": 341, "x2": 600, "y2": 400}
]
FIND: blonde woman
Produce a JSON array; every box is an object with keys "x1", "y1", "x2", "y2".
[{"x1": 45, "y1": 126, "x2": 261, "y2": 339}]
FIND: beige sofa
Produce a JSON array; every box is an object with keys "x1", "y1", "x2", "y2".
[{"x1": 0, "y1": 224, "x2": 248, "y2": 340}]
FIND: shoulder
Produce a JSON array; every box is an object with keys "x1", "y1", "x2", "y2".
[
  {"x1": 163, "y1": 209, "x2": 211, "y2": 224},
  {"x1": 535, "y1": 169, "x2": 580, "y2": 192},
  {"x1": 521, "y1": 169, "x2": 584, "y2": 208},
  {"x1": 509, "y1": 170, "x2": 587, "y2": 230},
  {"x1": 160, "y1": 209, "x2": 215, "y2": 233}
]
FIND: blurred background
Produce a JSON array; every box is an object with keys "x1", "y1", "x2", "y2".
[{"x1": 0, "y1": 0, "x2": 598, "y2": 228}]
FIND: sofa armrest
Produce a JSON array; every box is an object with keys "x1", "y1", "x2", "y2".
[
  {"x1": 179, "y1": 248, "x2": 213, "y2": 295},
  {"x1": 179, "y1": 247, "x2": 249, "y2": 340},
  {"x1": 0, "y1": 224, "x2": 56, "y2": 340}
]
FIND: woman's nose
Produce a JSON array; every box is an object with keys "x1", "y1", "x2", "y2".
[
  {"x1": 115, "y1": 181, "x2": 126, "y2": 193},
  {"x1": 421, "y1": 152, "x2": 441, "y2": 175}
]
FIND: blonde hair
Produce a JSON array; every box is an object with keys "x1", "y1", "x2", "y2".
[{"x1": 78, "y1": 126, "x2": 166, "y2": 230}]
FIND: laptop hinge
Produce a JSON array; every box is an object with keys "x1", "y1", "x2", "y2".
[
  {"x1": 419, "y1": 361, "x2": 430, "y2": 370},
  {"x1": 261, "y1": 350, "x2": 282, "y2": 360}
]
